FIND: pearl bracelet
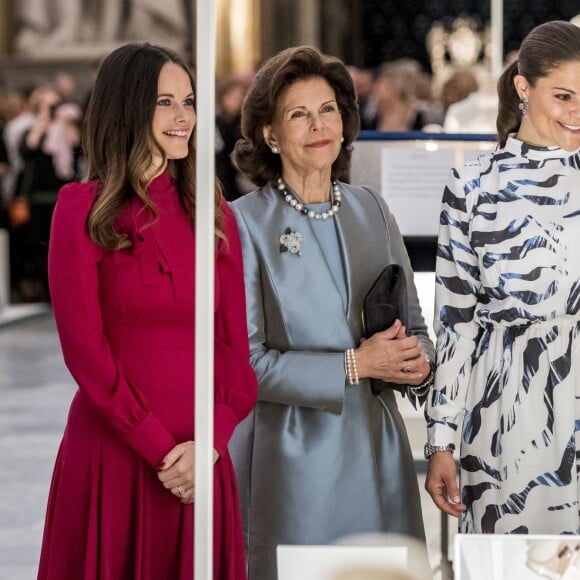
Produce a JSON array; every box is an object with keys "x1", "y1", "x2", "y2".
[{"x1": 345, "y1": 348, "x2": 359, "y2": 385}]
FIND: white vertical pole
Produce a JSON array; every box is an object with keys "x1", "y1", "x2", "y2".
[
  {"x1": 491, "y1": 0, "x2": 504, "y2": 77},
  {"x1": 195, "y1": 1, "x2": 216, "y2": 579}
]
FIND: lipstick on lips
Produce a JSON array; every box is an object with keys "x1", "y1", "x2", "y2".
[{"x1": 307, "y1": 139, "x2": 332, "y2": 147}]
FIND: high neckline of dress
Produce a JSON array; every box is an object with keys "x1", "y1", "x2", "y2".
[
  {"x1": 505, "y1": 135, "x2": 580, "y2": 160},
  {"x1": 147, "y1": 169, "x2": 174, "y2": 198}
]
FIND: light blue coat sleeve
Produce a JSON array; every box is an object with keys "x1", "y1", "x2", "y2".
[{"x1": 231, "y1": 202, "x2": 347, "y2": 414}]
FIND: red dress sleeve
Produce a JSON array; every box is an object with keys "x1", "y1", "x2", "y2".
[
  {"x1": 48, "y1": 183, "x2": 177, "y2": 469},
  {"x1": 213, "y1": 200, "x2": 258, "y2": 456}
]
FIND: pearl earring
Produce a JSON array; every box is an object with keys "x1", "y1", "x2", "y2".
[
  {"x1": 270, "y1": 145, "x2": 280, "y2": 154},
  {"x1": 518, "y1": 99, "x2": 528, "y2": 115},
  {"x1": 340, "y1": 136, "x2": 344, "y2": 143}
]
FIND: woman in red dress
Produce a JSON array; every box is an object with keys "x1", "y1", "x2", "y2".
[{"x1": 37, "y1": 43, "x2": 257, "y2": 580}]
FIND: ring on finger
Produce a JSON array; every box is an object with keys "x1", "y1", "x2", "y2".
[
  {"x1": 177, "y1": 485, "x2": 185, "y2": 497},
  {"x1": 403, "y1": 365, "x2": 412, "y2": 373}
]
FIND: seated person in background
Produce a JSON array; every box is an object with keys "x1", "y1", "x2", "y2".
[
  {"x1": 370, "y1": 61, "x2": 423, "y2": 131},
  {"x1": 443, "y1": 72, "x2": 498, "y2": 133},
  {"x1": 440, "y1": 69, "x2": 479, "y2": 123}
]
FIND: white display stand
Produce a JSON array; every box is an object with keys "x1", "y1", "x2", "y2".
[
  {"x1": 277, "y1": 545, "x2": 408, "y2": 580},
  {"x1": 277, "y1": 532, "x2": 433, "y2": 580},
  {"x1": 455, "y1": 534, "x2": 580, "y2": 580}
]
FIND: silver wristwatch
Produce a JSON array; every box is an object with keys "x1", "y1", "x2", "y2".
[{"x1": 424, "y1": 443, "x2": 454, "y2": 460}]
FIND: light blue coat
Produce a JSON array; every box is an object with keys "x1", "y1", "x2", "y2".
[{"x1": 229, "y1": 181, "x2": 434, "y2": 580}]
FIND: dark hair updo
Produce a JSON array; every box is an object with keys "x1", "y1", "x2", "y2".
[{"x1": 496, "y1": 20, "x2": 580, "y2": 147}]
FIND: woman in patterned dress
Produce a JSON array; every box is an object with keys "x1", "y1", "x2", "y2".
[{"x1": 425, "y1": 20, "x2": 580, "y2": 534}]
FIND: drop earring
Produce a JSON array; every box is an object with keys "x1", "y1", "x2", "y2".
[{"x1": 518, "y1": 98, "x2": 529, "y2": 115}]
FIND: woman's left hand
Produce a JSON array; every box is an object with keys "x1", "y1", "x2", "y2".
[
  {"x1": 157, "y1": 441, "x2": 220, "y2": 504},
  {"x1": 356, "y1": 320, "x2": 431, "y2": 385},
  {"x1": 391, "y1": 323, "x2": 431, "y2": 387}
]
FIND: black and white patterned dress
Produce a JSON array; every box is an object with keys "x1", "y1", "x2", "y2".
[{"x1": 426, "y1": 136, "x2": 580, "y2": 534}]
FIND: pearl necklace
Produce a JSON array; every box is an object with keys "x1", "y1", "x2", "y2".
[{"x1": 276, "y1": 177, "x2": 342, "y2": 220}]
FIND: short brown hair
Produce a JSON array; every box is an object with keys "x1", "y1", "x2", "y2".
[{"x1": 233, "y1": 45, "x2": 360, "y2": 186}]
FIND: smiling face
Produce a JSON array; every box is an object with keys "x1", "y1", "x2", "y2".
[
  {"x1": 515, "y1": 60, "x2": 580, "y2": 151},
  {"x1": 150, "y1": 61, "x2": 196, "y2": 175},
  {"x1": 263, "y1": 76, "x2": 343, "y2": 181}
]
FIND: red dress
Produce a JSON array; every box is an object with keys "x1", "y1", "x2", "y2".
[{"x1": 38, "y1": 170, "x2": 257, "y2": 580}]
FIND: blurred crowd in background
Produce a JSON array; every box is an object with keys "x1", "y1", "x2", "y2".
[{"x1": 0, "y1": 57, "x2": 495, "y2": 303}]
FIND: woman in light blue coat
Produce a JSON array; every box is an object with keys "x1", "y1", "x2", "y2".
[{"x1": 229, "y1": 46, "x2": 435, "y2": 580}]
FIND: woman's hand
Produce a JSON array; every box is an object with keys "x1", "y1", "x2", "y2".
[
  {"x1": 425, "y1": 451, "x2": 466, "y2": 517},
  {"x1": 355, "y1": 319, "x2": 431, "y2": 385},
  {"x1": 25, "y1": 118, "x2": 51, "y2": 150},
  {"x1": 157, "y1": 442, "x2": 220, "y2": 504}
]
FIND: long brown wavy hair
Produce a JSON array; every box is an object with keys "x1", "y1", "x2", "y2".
[
  {"x1": 84, "y1": 42, "x2": 223, "y2": 249},
  {"x1": 497, "y1": 21, "x2": 580, "y2": 148}
]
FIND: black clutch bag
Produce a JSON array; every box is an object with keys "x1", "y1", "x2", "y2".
[{"x1": 362, "y1": 264, "x2": 408, "y2": 395}]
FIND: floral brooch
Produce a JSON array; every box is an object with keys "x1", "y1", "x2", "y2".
[{"x1": 279, "y1": 227, "x2": 302, "y2": 256}]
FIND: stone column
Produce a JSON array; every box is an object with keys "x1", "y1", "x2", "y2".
[
  {"x1": 259, "y1": 0, "x2": 275, "y2": 59},
  {"x1": 215, "y1": 0, "x2": 232, "y2": 77},
  {"x1": 320, "y1": 0, "x2": 363, "y2": 64},
  {"x1": 296, "y1": 0, "x2": 320, "y2": 48},
  {"x1": 0, "y1": 0, "x2": 15, "y2": 57},
  {"x1": 215, "y1": 0, "x2": 261, "y2": 79},
  {"x1": 260, "y1": 0, "x2": 363, "y2": 65},
  {"x1": 261, "y1": 0, "x2": 320, "y2": 58}
]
